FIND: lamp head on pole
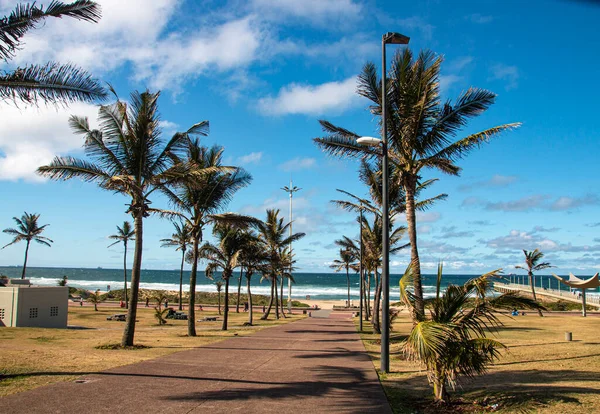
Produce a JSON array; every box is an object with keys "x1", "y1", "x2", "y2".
[
  {"x1": 383, "y1": 32, "x2": 410, "y2": 45},
  {"x1": 356, "y1": 136, "x2": 382, "y2": 147}
]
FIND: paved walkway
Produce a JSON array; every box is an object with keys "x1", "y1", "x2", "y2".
[{"x1": 1, "y1": 314, "x2": 391, "y2": 414}]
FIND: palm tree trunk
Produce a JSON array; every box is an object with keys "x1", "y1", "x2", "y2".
[
  {"x1": 218, "y1": 289, "x2": 221, "y2": 315},
  {"x1": 363, "y1": 274, "x2": 370, "y2": 320},
  {"x1": 346, "y1": 267, "x2": 350, "y2": 308},
  {"x1": 222, "y1": 277, "x2": 229, "y2": 330},
  {"x1": 274, "y1": 276, "x2": 280, "y2": 320},
  {"x1": 21, "y1": 240, "x2": 30, "y2": 279},
  {"x1": 280, "y1": 275, "x2": 286, "y2": 318},
  {"x1": 405, "y1": 181, "x2": 424, "y2": 319},
  {"x1": 261, "y1": 277, "x2": 275, "y2": 320},
  {"x1": 529, "y1": 271, "x2": 543, "y2": 317},
  {"x1": 188, "y1": 236, "x2": 200, "y2": 337},
  {"x1": 121, "y1": 212, "x2": 143, "y2": 347},
  {"x1": 123, "y1": 241, "x2": 128, "y2": 309},
  {"x1": 178, "y1": 249, "x2": 184, "y2": 311},
  {"x1": 373, "y1": 270, "x2": 382, "y2": 334},
  {"x1": 367, "y1": 272, "x2": 371, "y2": 320},
  {"x1": 236, "y1": 267, "x2": 243, "y2": 313},
  {"x1": 247, "y1": 276, "x2": 253, "y2": 325}
]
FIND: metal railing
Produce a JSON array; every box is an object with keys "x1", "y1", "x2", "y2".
[{"x1": 495, "y1": 281, "x2": 600, "y2": 308}]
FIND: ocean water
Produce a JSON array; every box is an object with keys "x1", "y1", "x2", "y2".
[{"x1": 0, "y1": 266, "x2": 591, "y2": 300}]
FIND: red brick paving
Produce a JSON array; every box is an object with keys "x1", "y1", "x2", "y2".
[{"x1": 1, "y1": 313, "x2": 391, "y2": 414}]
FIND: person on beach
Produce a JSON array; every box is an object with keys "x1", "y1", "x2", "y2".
[
  {"x1": 244, "y1": 302, "x2": 248, "y2": 312},
  {"x1": 145, "y1": 297, "x2": 149, "y2": 307}
]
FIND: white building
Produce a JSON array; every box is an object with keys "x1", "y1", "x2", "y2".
[{"x1": 0, "y1": 280, "x2": 68, "y2": 328}]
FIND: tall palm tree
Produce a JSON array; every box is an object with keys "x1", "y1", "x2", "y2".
[
  {"x1": 330, "y1": 249, "x2": 354, "y2": 307},
  {"x1": 515, "y1": 249, "x2": 552, "y2": 317},
  {"x1": 108, "y1": 221, "x2": 135, "y2": 308},
  {"x1": 37, "y1": 90, "x2": 210, "y2": 346},
  {"x1": 0, "y1": 1, "x2": 106, "y2": 106},
  {"x1": 200, "y1": 224, "x2": 247, "y2": 330},
  {"x1": 314, "y1": 49, "x2": 520, "y2": 319},
  {"x1": 160, "y1": 221, "x2": 192, "y2": 310},
  {"x1": 254, "y1": 209, "x2": 305, "y2": 320},
  {"x1": 400, "y1": 264, "x2": 544, "y2": 402},
  {"x1": 2, "y1": 212, "x2": 53, "y2": 278},
  {"x1": 163, "y1": 140, "x2": 251, "y2": 336}
]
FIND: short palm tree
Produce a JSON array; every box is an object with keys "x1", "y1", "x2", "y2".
[
  {"x1": 254, "y1": 209, "x2": 305, "y2": 320},
  {"x1": 0, "y1": 1, "x2": 106, "y2": 106},
  {"x1": 160, "y1": 221, "x2": 192, "y2": 310},
  {"x1": 38, "y1": 90, "x2": 210, "y2": 346},
  {"x1": 108, "y1": 221, "x2": 135, "y2": 308},
  {"x1": 330, "y1": 249, "x2": 354, "y2": 307},
  {"x1": 239, "y1": 234, "x2": 268, "y2": 326},
  {"x1": 200, "y1": 224, "x2": 247, "y2": 330},
  {"x1": 315, "y1": 48, "x2": 520, "y2": 319},
  {"x1": 515, "y1": 249, "x2": 552, "y2": 317},
  {"x1": 400, "y1": 264, "x2": 544, "y2": 403},
  {"x1": 2, "y1": 212, "x2": 53, "y2": 278},
  {"x1": 164, "y1": 140, "x2": 251, "y2": 336},
  {"x1": 87, "y1": 290, "x2": 104, "y2": 311}
]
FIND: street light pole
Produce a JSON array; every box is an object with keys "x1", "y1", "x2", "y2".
[
  {"x1": 282, "y1": 179, "x2": 300, "y2": 313},
  {"x1": 359, "y1": 202, "x2": 364, "y2": 332},
  {"x1": 380, "y1": 31, "x2": 409, "y2": 374},
  {"x1": 356, "y1": 32, "x2": 409, "y2": 374}
]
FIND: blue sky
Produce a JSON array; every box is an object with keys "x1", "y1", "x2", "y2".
[{"x1": 1, "y1": 0, "x2": 599, "y2": 275}]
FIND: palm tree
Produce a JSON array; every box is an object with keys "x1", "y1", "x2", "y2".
[
  {"x1": 314, "y1": 49, "x2": 520, "y2": 319},
  {"x1": 330, "y1": 249, "x2": 354, "y2": 307},
  {"x1": 0, "y1": 1, "x2": 106, "y2": 106},
  {"x1": 215, "y1": 281, "x2": 223, "y2": 315},
  {"x1": 87, "y1": 290, "x2": 104, "y2": 311},
  {"x1": 160, "y1": 221, "x2": 192, "y2": 311},
  {"x1": 37, "y1": 90, "x2": 210, "y2": 347},
  {"x1": 400, "y1": 264, "x2": 544, "y2": 402},
  {"x1": 200, "y1": 224, "x2": 247, "y2": 330},
  {"x1": 254, "y1": 209, "x2": 305, "y2": 320},
  {"x1": 108, "y1": 221, "x2": 135, "y2": 309},
  {"x1": 515, "y1": 249, "x2": 552, "y2": 317},
  {"x1": 239, "y1": 234, "x2": 268, "y2": 326},
  {"x1": 163, "y1": 140, "x2": 251, "y2": 336},
  {"x1": 357, "y1": 215, "x2": 407, "y2": 333},
  {"x1": 2, "y1": 212, "x2": 53, "y2": 278}
]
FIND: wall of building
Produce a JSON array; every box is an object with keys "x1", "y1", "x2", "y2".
[
  {"x1": 0, "y1": 288, "x2": 17, "y2": 327},
  {"x1": 0, "y1": 286, "x2": 69, "y2": 328}
]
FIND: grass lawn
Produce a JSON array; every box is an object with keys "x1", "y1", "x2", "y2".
[
  {"x1": 357, "y1": 311, "x2": 600, "y2": 413},
  {"x1": 0, "y1": 305, "x2": 304, "y2": 397}
]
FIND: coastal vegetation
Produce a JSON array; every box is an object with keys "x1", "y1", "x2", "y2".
[
  {"x1": 0, "y1": 1, "x2": 106, "y2": 106},
  {"x1": 315, "y1": 48, "x2": 520, "y2": 320},
  {"x1": 160, "y1": 221, "x2": 192, "y2": 311},
  {"x1": 37, "y1": 90, "x2": 221, "y2": 346},
  {"x1": 516, "y1": 249, "x2": 553, "y2": 317},
  {"x1": 2, "y1": 212, "x2": 53, "y2": 279},
  {"x1": 107, "y1": 221, "x2": 135, "y2": 309}
]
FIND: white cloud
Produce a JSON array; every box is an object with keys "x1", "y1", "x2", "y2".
[
  {"x1": 258, "y1": 77, "x2": 360, "y2": 116},
  {"x1": 439, "y1": 74, "x2": 462, "y2": 92},
  {"x1": 416, "y1": 212, "x2": 441, "y2": 223},
  {"x1": 396, "y1": 16, "x2": 434, "y2": 40},
  {"x1": 279, "y1": 157, "x2": 316, "y2": 172},
  {"x1": 489, "y1": 64, "x2": 519, "y2": 90},
  {"x1": 0, "y1": 102, "x2": 98, "y2": 181},
  {"x1": 251, "y1": 0, "x2": 362, "y2": 24},
  {"x1": 466, "y1": 13, "x2": 493, "y2": 24},
  {"x1": 238, "y1": 151, "x2": 263, "y2": 165}
]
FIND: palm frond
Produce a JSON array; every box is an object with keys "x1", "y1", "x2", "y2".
[{"x1": 0, "y1": 63, "x2": 106, "y2": 106}]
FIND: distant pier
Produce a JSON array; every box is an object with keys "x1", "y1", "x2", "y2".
[{"x1": 494, "y1": 282, "x2": 600, "y2": 309}]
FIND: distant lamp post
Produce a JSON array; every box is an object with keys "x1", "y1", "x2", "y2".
[
  {"x1": 357, "y1": 31, "x2": 409, "y2": 374},
  {"x1": 282, "y1": 179, "x2": 301, "y2": 313}
]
